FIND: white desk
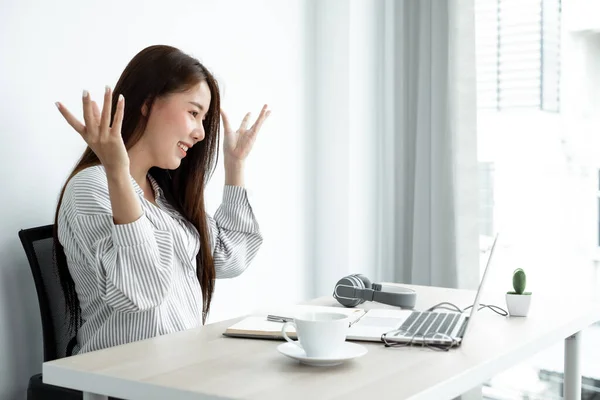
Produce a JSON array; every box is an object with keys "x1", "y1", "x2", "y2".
[{"x1": 43, "y1": 284, "x2": 600, "y2": 400}]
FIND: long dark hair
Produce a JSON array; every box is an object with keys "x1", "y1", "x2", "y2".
[{"x1": 53, "y1": 45, "x2": 221, "y2": 339}]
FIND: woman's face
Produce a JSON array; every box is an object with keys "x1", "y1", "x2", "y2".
[{"x1": 140, "y1": 80, "x2": 211, "y2": 170}]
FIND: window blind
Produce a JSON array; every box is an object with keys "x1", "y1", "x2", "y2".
[{"x1": 475, "y1": 0, "x2": 562, "y2": 112}]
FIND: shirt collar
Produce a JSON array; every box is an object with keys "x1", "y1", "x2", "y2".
[
  {"x1": 147, "y1": 174, "x2": 164, "y2": 200},
  {"x1": 129, "y1": 173, "x2": 163, "y2": 200},
  {"x1": 129, "y1": 175, "x2": 144, "y2": 196}
]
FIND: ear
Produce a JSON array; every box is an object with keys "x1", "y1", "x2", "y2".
[{"x1": 141, "y1": 102, "x2": 149, "y2": 117}]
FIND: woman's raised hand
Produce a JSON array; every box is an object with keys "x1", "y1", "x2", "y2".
[{"x1": 56, "y1": 86, "x2": 130, "y2": 172}]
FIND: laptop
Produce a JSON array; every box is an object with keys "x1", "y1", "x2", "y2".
[{"x1": 379, "y1": 233, "x2": 499, "y2": 347}]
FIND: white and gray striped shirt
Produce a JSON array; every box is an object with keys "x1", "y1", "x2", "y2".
[{"x1": 57, "y1": 165, "x2": 262, "y2": 354}]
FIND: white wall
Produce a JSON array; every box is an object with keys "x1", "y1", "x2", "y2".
[{"x1": 0, "y1": 0, "x2": 311, "y2": 398}]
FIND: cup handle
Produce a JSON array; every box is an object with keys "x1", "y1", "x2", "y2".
[{"x1": 281, "y1": 321, "x2": 303, "y2": 350}]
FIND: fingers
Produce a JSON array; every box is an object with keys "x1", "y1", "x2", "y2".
[
  {"x1": 91, "y1": 101, "x2": 101, "y2": 122},
  {"x1": 56, "y1": 86, "x2": 122, "y2": 141},
  {"x1": 55, "y1": 102, "x2": 86, "y2": 135},
  {"x1": 239, "y1": 112, "x2": 252, "y2": 131},
  {"x1": 99, "y1": 86, "x2": 113, "y2": 135},
  {"x1": 250, "y1": 104, "x2": 271, "y2": 133},
  {"x1": 82, "y1": 90, "x2": 95, "y2": 136},
  {"x1": 111, "y1": 94, "x2": 125, "y2": 136},
  {"x1": 220, "y1": 108, "x2": 232, "y2": 133}
]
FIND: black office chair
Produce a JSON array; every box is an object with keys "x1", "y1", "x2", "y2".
[{"x1": 19, "y1": 224, "x2": 82, "y2": 400}]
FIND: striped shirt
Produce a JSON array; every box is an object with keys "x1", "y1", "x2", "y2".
[{"x1": 57, "y1": 165, "x2": 262, "y2": 354}]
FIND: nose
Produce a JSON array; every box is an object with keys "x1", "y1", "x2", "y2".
[{"x1": 191, "y1": 124, "x2": 205, "y2": 143}]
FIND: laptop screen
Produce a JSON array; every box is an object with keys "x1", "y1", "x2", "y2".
[{"x1": 461, "y1": 233, "x2": 499, "y2": 339}]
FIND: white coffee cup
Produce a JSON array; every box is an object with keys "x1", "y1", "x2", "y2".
[{"x1": 281, "y1": 312, "x2": 349, "y2": 358}]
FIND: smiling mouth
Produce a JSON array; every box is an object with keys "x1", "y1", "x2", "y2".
[{"x1": 177, "y1": 141, "x2": 189, "y2": 152}]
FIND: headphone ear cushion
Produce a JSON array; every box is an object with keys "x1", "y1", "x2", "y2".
[
  {"x1": 353, "y1": 274, "x2": 372, "y2": 290},
  {"x1": 333, "y1": 275, "x2": 364, "y2": 307}
]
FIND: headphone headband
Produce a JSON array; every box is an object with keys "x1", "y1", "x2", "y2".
[{"x1": 333, "y1": 274, "x2": 416, "y2": 309}]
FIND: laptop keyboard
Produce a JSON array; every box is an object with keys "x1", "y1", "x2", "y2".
[{"x1": 399, "y1": 311, "x2": 461, "y2": 337}]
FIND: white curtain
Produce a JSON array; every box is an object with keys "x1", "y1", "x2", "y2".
[
  {"x1": 308, "y1": 0, "x2": 480, "y2": 298},
  {"x1": 377, "y1": 0, "x2": 480, "y2": 289}
]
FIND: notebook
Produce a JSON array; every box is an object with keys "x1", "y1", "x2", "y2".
[{"x1": 223, "y1": 304, "x2": 415, "y2": 342}]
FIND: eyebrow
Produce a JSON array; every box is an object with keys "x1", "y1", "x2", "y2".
[{"x1": 188, "y1": 101, "x2": 205, "y2": 111}]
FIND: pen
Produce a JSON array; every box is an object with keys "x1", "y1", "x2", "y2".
[{"x1": 267, "y1": 315, "x2": 293, "y2": 323}]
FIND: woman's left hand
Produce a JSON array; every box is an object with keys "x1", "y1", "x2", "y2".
[{"x1": 220, "y1": 104, "x2": 271, "y2": 165}]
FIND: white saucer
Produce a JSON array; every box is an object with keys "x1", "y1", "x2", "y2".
[{"x1": 277, "y1": 342, "x2": 368, "y2": 367}]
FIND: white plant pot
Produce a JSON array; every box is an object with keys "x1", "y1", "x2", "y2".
[{"x1": 506, "y1": 293, "x2": 532, "y2": 317}]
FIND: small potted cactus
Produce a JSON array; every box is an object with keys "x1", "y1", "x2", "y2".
[{"x1": 506, "y1": 268, "x2": 532, "y2": 316}]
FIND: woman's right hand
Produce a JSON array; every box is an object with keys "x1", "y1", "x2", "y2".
[{"x1": 55, "y1": 86, "x2": 130, "y2": 172}]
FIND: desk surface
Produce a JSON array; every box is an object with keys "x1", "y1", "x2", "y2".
[{"x1": 43, "y1": 284, "x2": 600, "y2": 400}]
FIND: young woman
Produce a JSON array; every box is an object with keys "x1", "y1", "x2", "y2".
[{"x1": 53, "y1": 45, "x2": 270, "y2": 354}]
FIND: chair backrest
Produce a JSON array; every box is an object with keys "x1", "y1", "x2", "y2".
[{"x1": 19, "y1": 225, "x2": 77, "y2": 361}]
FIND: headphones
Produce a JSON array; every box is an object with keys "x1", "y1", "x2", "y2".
[{"x1": 333, "y1": 274, "x2": 417, "y2": 309}]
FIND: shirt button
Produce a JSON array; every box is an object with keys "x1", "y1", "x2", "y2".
[{"x1": 188, "y1": 270, "x2": 195, "y2": 277}]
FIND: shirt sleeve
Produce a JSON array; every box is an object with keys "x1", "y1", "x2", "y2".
[
  {"x1": 58, "y1": 167, "x2": 175, "y2": 313},
  {"x1": 209, "y1": 185, "x2": 263, "y2": 279}
]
